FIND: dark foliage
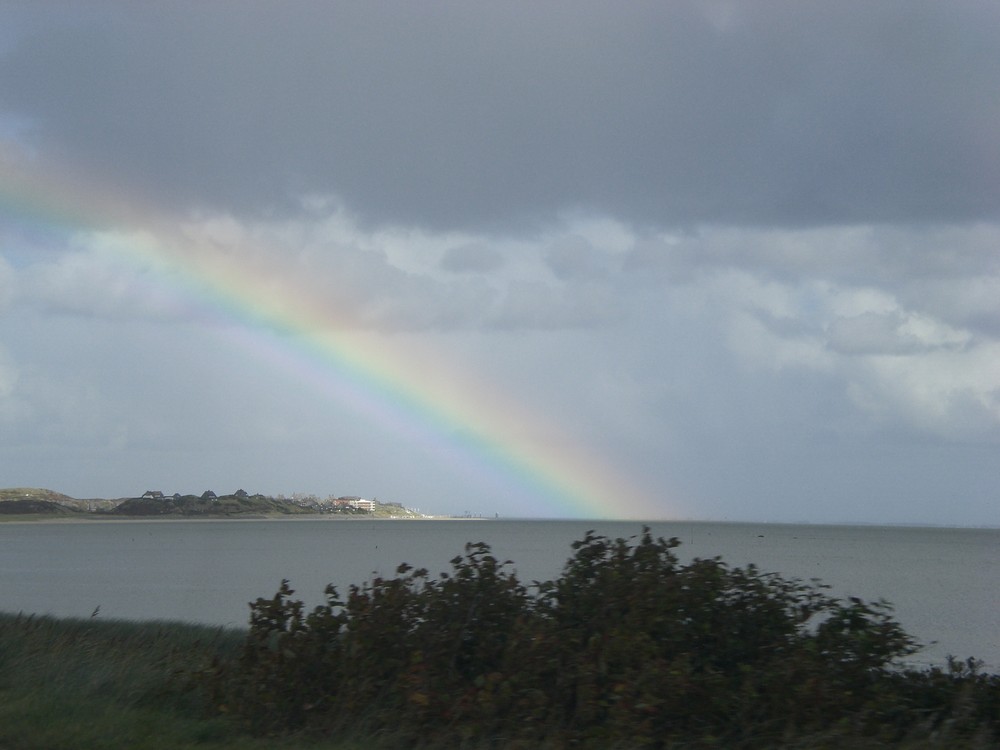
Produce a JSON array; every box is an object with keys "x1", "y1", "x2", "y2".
[
  {"x1": 112, "y1": 493, "x2": 314, "y2": 517},
  {"x1": 0, "y1": 499, "x2": 68, "y2": 514},
  {"x1": 211, "y1": 528, "x2": 999, "y2": 748}
]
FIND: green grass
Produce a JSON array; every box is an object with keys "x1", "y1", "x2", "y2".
[
  {"x1": 0, "y1": 489, "x2": 76, "y2": 503},
  {"x1": 0, "y1": 613, "x2": 369, "y2": 750}
]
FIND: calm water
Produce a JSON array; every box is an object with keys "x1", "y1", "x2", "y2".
[{"x1": 1, "y1": 519, "x2": 996, "y2": 670}]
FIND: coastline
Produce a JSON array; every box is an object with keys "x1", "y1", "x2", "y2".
[
  {"x1": 0, "y1": 512, "x2": 455, "y2": 525},
  {"x1": 0, "y1": 487, "x2": 446, "y2": 523}
]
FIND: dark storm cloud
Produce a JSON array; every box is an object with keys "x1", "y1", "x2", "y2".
[{"x1": 1, "y1": 1, "x2": 997, "y2": 231}]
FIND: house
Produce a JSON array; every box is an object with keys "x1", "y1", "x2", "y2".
[
  {"x1": 336, "y1": 496, "x2": 375, "y2": 512},
  {"x1": 201, "y1": 490, "x2": 217, "y2": 501},
  {"x1": 141, "y1": 490, "x2": 164, "y2": 500}
]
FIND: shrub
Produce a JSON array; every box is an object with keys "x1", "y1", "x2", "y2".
[{"x1": 212, "y1": 528, "x2": 999, "y2": 748}]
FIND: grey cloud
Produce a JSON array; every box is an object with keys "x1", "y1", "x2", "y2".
[
  {"x1": 544, "y1": 235, "x2": 610, "y2": 281},
  {"x1": 0, "y1": 363, "x2": 110, "y2": 446},
  {"x1": 266, "y1": 244, "x2": 499, "y2": 333},
  {"x1": 13, "y1": 247, "x2": 197, "y2": 322},
  {"x1": 168, "y1": 212, "x2": 635, "y2": 333},
  {"x1": 10, "y1": 211, "x2": 634, "y2": 334},
  {"x1": 1, "y1": 2, "x2": 998, "y2": 230},
  {"x1": 0, "y1": 254, "x2": 13, "y2": 310},
  {"x1": 900, "y1": 277, "x2": 1000, "y2": 338},
  {"x1": 826, "y1": 312, "x2": 920, "y2": 355},
  {"x1": 752, "y1": 308, "x2": 821, "y2": 340},
  {"x1": 0, "y1": 345, "x2": 16, "y2": 402},
  {"x1": 355, "y1": 276, "x2": 500, "y2": 332},
  {"x1": 622, "y1": 235, "x2": 713, "y2": 285},
  {"x1": 492, "y1": 281, "x2": 619, "y2": 330},
  {"x1": 440, "y1": 243, "x2": 505, "y2": 274}
]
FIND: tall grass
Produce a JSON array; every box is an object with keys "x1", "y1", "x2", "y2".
[{"x1": 0, "y1": 613, "x2": 362, "y2": 750}]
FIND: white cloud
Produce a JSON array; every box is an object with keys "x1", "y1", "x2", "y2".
[
  {"x1": 126, "y1": 207, "x2": 630, "y2": 333},
  {"x1": 849, "y1": 344, "x2": 1000, "y2": 439},
  {"x1": 626, "y1": 225, "x2": 1000, "y2": 442},
  {"x1": 16, "y1": 238, "x2": 192, "y2": 321},
  {"x1": 826, "y1": 310, "x2": 971, "y2": 356},
  {"x1": 10, "y1": 214, "x2": 1000, "y2": 450},
  {"x1": 728, "y1": 312, "x2": 835, "y2": 373}
]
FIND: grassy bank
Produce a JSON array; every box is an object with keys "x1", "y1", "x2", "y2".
[{"x1": 0, "y1": 614, "x2": 366, "y2": 750}]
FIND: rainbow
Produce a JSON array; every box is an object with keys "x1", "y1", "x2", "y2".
[{"x1": 0, "y1": 154, "x2": 668, "y2": 519}]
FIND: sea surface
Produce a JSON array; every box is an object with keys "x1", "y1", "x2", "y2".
[{"x1": 1, "y1": 519, "x2": 997, "y2": 670}]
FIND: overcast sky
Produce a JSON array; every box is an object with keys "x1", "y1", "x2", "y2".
[{"x1": 1, "y1": 2, "x2": 998, "y2": 524}]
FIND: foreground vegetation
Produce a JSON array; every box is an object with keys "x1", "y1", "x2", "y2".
[
  {"x1": 2, "y1": 529, "x2": 998, "y2": 748},
  {"x1": 0, "y1": 614, "x2": 364, "y2": 750}
]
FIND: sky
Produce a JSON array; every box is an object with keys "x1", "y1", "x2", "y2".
[{"x1": 0, "y1": 2, "x2": 998, "y2": 524}]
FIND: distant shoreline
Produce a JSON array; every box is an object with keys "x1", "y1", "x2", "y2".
[
  {"x1": 0, "y1": 512, "x2": 462, "y2": 525},
  {"x1": 0, "y1": 487, "x2": 446, "y2": 523},
  {"x1": 3, "y1": 513, "x2": 999, "y2": 530}
]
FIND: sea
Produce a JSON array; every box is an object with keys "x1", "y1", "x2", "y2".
[{"x1": 1, "y1": 518, "x2": 996, "y2": 671}]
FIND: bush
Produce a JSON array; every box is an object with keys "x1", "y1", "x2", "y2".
[{"x1": 212, "y1": 528, "x2": 999, "y2": 748}]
